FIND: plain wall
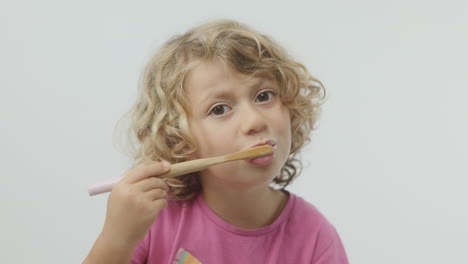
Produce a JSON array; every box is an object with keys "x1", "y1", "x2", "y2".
[{"x1": 1, "y1": 0, "x2": 467, "y2": 263}]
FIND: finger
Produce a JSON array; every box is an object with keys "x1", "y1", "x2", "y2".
[
  {"x1": 121, "y1": 162, "x2": 171, "y2": 184},
  {"x1": 135, "y1": 177, "x2": 170, "y2": 192},
  {"x1": 145, "y1": 188, "x2": 168, "y2": 201},
  {"x1": 152, "y1": 197, "x2": 169, "y2": 210}
]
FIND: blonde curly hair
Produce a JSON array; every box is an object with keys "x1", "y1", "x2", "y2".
[{"x1": 115, "y1": 19, "x2": 326, "y2": 201}]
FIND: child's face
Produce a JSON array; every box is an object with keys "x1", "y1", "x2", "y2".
[{"x1": 185, "y1": 60, "x2": 292, "y2": 187}]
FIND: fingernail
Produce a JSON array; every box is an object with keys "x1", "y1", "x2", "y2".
[{"x1": 162, "y1": 161, "x2": 171, "y2": 168}]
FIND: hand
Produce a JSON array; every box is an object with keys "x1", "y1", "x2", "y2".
[{"x1": 100, "y1": 161, "x2": 171, "y2": 249}]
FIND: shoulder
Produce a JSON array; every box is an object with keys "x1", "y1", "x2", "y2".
[
  {"x1": 132, "y1": 198, "x2": 199, "y2": 263},
  {"x1": 153, "y1": 198, "x2": 198, "y2": 231},
  {"x1": 288, "y1": 193, "x2": 335, "y2": 231},
  {"x1": 287, "y1": 193, "x2": 349, "y2": 263}
]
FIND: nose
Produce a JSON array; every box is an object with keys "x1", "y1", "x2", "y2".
[{"x1": 239, "y1": 103, "x2": 267, "y2": 135}]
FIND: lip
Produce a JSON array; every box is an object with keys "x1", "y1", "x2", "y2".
[
  {"x1": 249, "y1": 140, "x2": 277, "y2": 149},
  {"x1": 245, "y1": 140, "x2": 277, "y2": 166}
]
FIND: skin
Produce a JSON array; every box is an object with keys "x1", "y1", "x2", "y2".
[
  {"x1": 83, "y1": 59, "x2": 293, "y2": 263},
  {"x1": 186, "y1": 59, "x2": 292, "y2": 229},
  {"x1": 83, "y1": 163, "x2": 171, "y2": 264}
]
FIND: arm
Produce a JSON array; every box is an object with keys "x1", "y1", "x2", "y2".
[
  {"x1": 83, "y1": 231, "x2": 135, "y2": 264},
  {"x1": 83, "y1": 162, "x2": 171, "y2": 264}
]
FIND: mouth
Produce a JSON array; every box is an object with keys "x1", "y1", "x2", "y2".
[
  {"x1": 249, "y1": 140, "x2": 277, "y2": 149},
  {"x1": 246, "y1": 140, "x2": 277, "y2": 166}
]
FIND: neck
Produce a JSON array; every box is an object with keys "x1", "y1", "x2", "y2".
[{"x1": 200, "y1": 178, "x2": 289, "y2": 229}]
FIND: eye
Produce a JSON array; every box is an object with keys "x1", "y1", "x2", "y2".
[
  {"x1": 256, "y1": 91, "x2": 275, "y2": 103},
  {"x1": 210, "y1": 104, "x2": 231, "y2": 116}
]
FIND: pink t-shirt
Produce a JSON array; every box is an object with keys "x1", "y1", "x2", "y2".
[{"x1": 131, "y1": 192, "x2": 349, "y2": 264}]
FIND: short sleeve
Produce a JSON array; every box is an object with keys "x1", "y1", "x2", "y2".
[{"x1": 312, "y1": 224, "x2": 349, "y2": 264}]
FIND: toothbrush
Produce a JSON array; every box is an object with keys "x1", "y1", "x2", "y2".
[{"x1": 88, "y1": 145, "x2": 273, "y2": 196}]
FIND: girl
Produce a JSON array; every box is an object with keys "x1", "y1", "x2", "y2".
[{"x1": 84, "y1": 19, "x2": 349, "y2": 264}]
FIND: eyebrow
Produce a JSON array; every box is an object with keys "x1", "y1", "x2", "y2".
[
  {"x1": 199, "y1": 77, "x2": 273, "y2": 104},
  {"x1": 199, "y1": 88, "x2": 235, "y2": 105}
]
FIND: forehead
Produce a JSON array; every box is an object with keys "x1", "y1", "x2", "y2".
[
  {"x1": 186, "y1": 60, "x2": 246, "y2": 93},
  {"x1": 184, "y1": 60, "x2": 275, "y2": 99}
]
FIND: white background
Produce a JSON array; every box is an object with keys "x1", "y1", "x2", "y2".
[{"x1": 1, "y1": 0, "x2": 467, "y2": 263}]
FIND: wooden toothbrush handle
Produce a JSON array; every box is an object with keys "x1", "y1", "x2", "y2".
[
  {"x1": 88, "y1": 156, "x2": 224, "y2": 196},
  {"x1": 159, "y1": 156, "x2": 223, "y2": 179}
]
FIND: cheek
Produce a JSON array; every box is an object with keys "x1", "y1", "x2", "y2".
[
  {"x1": 190, "y1": 120, "x2": 231, "y2": 158},
  {"x1": 280, "y1": 106, "x2": 292, "y2": 131},
  {"x1": 280, "y1": 107, "x2": 292, "y2": 150},
  {"x1": 188, "y1": 120, "x2": 210, "y2": 159}
]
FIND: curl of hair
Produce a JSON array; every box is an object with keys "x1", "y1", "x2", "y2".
[{"x1": 115, "y1": 19, "x2": 326, "y2": 202}]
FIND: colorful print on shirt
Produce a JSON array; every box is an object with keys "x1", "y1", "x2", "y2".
[{"x1": 173, "y1": 248, "x2": 202, "y2": 264}]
